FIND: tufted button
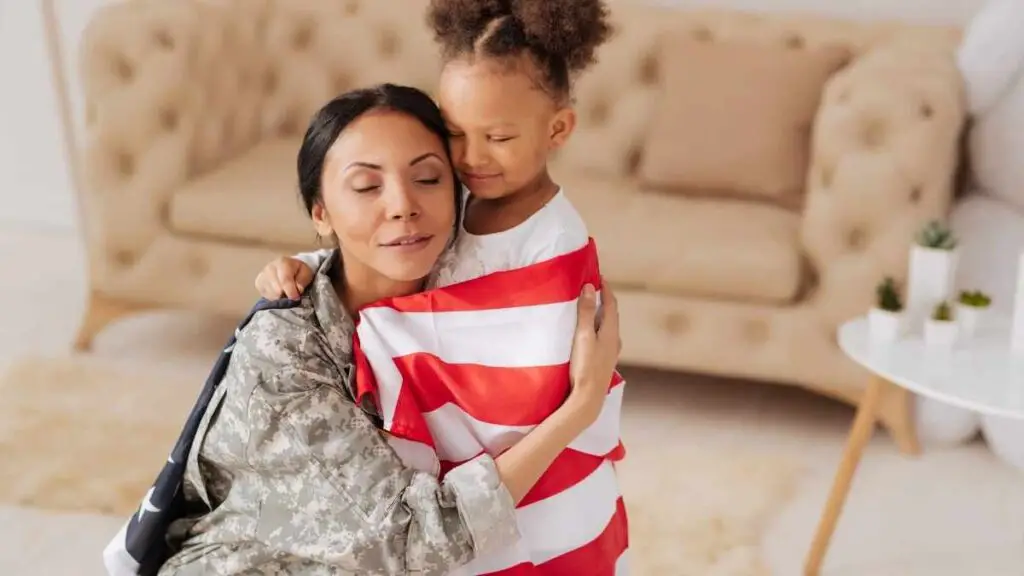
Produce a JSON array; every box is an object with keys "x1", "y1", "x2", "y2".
[
  {"x1": 742, "y1": 319, "x2": 769, "y2": 343},
  {"x1": 263, "y1": 69, "x2": 278, "y2": 95},
  {"x1": 332, "y1": 70, "x2": 352, "y2": 93},
  {"x1": 919, "y1": 102, "x2": 934, "y2": 119},
  {"x1": 378, "y1": 29, "x2": 400, "y2": 58},
  {"x1": 662, "y1": 312, "x2": 689, "y2": 335},
  {"x1": 588, "y1": 99, "x2": 610, "y2": 126},
  {"x1": 153, "y1": 28, "x2": 174, "y2": 51},
  {"x1": 292, "y1": 22, "x2": 314, "y2": 50},
  {"x1": 691, "y1": 26, "x2": 713, "y2": 42},
  {"x1": 279, "y1": 110, "x2": 300, "y2": 136},
  {"x1": 846, "y1": 227, "x2": 867, "y2": 251},
  {"x1": 85, "y1": 102, "x2": 97, "y2": 127},
  {"x1": 818, "y1": 163, "x2": 834, "y2": 189},
  {"x1": 159, "y1": 107, "x2": 179, "y2": 132},
  {"x1": 909, "y1": 185, "x2": 923, "y2": 204},
  {"x1": 638, "y1": 52, "x2": 659, "y2": 85},
  {"x1": 187, "y1": 254, "x2": 208, "y2": 277},
  {"x1": 113, "y1": 56, "x2": 134, "y2": 82},
  {"x1": 116, "y1": 151, "x2": 134, "y2": 178},
  {"x1": 624, "y1": 145, "x2": 643, "y2": 175},
  {"x1": 860, "y1": 119, "x2": 886, "y2": 149},
  {"x1": 784, "y1": 33, "x2": 805, "y2": 50},
  {"x1": 113, "y1": 249, "x2": 135, "y2": 268},
  {"x1": 343, "y1": 0, "x2": 360, "y2": 16}
]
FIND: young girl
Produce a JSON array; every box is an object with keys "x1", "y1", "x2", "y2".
[{"x1": 257, "y1": 1, "x2": 627, "y2": 574}]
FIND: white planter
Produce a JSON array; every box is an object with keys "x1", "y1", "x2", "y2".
[
  {"x1": 906, "y1": 246, "x2": 959, "y2": 330},
  {"x1": 982, "y1": 414, "x2": 1024, "y2": 473},
  {"x1": 1013, "y1": 251, "x2": 1024, "y2": 353},
  {"x1": 924, "y1": 318, "x2": 959, "y2": 348},
  {"x1": 868, "y1": 308, "x2": 903, "y2": 344},
  {"x1": 914, "y1": 395, "x2": 980, "y2": 448},
  {"x1": 956, "y1": 304, "x2": 987, "y2": 339}
]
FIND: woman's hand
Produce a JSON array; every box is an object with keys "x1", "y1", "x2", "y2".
[
  {"x1": 255, "y1": 257, "x2": 315, "y2": 300},
  {"x1": 565, "y1": 281, "x2": 621, "y2": 427}
]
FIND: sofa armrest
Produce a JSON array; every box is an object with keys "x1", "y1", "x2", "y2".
[
  {"x1": 800, "y1": 40, "x2": 966, "y2": 325},
  {"x1": 77, "y1": 0, "x2": 269, "y2": 274}
]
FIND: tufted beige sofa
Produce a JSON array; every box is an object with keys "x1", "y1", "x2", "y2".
[{"x1": 76, "y1": 0, "x2": 965, "y2": 449}]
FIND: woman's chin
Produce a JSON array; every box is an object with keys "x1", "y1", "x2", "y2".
[{"x1": 375, "y1": 248, "x2": 443, "y2": 284}]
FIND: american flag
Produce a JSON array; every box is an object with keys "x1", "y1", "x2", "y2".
[
  {"x1": 353, "y1": 238, "x2": 630, "y2": 575},
  {"x1": 101, "y1": 299, "x2": 299, "y2": 576}
]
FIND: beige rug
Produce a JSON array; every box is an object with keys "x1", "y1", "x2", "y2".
[{"x1": 0, "y1": 356, "x2": 801, "y2": 575}]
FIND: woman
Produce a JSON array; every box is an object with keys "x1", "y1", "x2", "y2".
[{"x1": 154, "y1": 84, "x2": 620, "y2": 575}]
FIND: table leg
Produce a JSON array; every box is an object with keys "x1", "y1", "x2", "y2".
[{"x1": 803, "y1": 374, "x2": 886, "y2": 576}]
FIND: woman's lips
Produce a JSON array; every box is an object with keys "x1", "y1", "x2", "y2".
[{"x1": 380, "y1": 233, "x2": 433, "y2": 251}]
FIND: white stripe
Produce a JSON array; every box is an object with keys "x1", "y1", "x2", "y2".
[
  {"x1": 385, "y1": 435, "x2": 438, "y2": 476},
  {"x1": 358, "y1": 299, "x2": 579, "y2": 367},
  {"x1": 102, "y1": 521, "x2": 140, "y2": 576},
  {"x1": 517, "y1": 460, "x2": 621, "y2": 564},
  {"x1": 415, "y1": 384, "x2": 624, "y2": 464},
  {"x1": 454, "y1": 460, "x2": 623, "y2": 573}
]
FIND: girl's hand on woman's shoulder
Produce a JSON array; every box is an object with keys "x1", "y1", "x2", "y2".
[
  {"x1": 255, "y1": 257, "x2": 315, "y2": 300},
  {"x1": 565, "y1": 280, "x2": 621, "y2": 428}
]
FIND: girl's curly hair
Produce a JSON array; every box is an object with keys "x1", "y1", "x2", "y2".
[{"x1": 427, "y1": 0, "x2": 613, "y2": 100}]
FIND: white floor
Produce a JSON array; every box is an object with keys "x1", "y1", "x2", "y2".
[{"x1": 0, "y1": 225, "x2": 1022, "y2": 576}]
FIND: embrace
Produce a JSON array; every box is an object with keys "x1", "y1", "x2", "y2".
[{"x1": 104, "y1": 1, "x2": 629, "y2": 574}]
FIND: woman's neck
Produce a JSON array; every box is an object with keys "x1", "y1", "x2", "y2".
[{"x1": 333, "y1": 253, "x2": 424, "y2": 313}]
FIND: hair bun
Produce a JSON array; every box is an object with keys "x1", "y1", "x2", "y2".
[{"x1": 512, "y1": 0, "x2": 613, "y2": 73}]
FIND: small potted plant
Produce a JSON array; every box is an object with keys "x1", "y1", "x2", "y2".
[
  {"x1": 956, "y1": 289, "x2": 992, "y2": 338},
  {"x1": 924, "y1": 300, "x2": 958, "y2": 348},
  {"x1": 906, "y1": 220, "x2": 960, "y2": 327},
  {"x1": 869, "y1": 276, "x2": 904, "y2": 343}
]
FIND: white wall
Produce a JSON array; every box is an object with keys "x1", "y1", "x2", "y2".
[
  {"x1": 0, "y1": 0, "x2": 110, "y2": 232},
  {"x1": 0, "y1": 0, "x2": 989, "y2": 232}
]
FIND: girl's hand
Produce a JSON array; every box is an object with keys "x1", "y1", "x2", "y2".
[
  {"x1": 254, "y1": 257, "x2": 314, "y2": 300},
  {"x1": 565, "y1": 281, "x2": 621, "y2": 426}
]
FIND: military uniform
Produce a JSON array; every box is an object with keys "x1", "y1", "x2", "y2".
[{"x1": 159, "y1": 253, "x2": 519, "y2": 575}]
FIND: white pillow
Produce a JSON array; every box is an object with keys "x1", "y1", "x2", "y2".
[{"x1": 956, "y1": 0, "x2": 1024, "y2": 115}]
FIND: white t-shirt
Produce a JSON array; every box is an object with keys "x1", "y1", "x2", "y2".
[{"x1": 295, "y1": 189, "x2": 590, "y2": 288}]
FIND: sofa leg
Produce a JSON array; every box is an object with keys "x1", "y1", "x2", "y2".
[
  {"x1": 73, "y1": 291, "x2": 147, "y2": 351},
  {"x1": 877, "y1": 382, "x2": 921, "y2": 456}
]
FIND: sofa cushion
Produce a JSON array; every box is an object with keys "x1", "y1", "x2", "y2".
[
  {"x1": 557, "y1": 169, "x2": 804, "y2": 305},
  {"x1": 168, "y1": 138, "x2": 316, "y2": 248},
  {"x1": 638, "y1": 36, "x2": 850, "y2": 210}
]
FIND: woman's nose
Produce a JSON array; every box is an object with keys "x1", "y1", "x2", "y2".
[{"x1": 383, "y1": 183, "x2": 421, "y2": 221}]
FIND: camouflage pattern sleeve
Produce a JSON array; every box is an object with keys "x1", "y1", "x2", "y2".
[{"x1": 241, "y1": 312, "x2": 520, "y2": 575}]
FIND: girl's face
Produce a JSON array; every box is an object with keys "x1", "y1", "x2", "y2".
[
  {"x1": 438, "y1": 57, "x2": 576, "y2": 200},
  {"x1": 311, "y1": 109, "x2": 456, "y2": 287}
]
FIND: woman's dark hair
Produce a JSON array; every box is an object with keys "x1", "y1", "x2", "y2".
[
  {"x1": 427, "y1": 0, "x2": 613, "y2": 101},
  {"x1": 297, "y1": 83, "x2": 463, "y2": 226}
]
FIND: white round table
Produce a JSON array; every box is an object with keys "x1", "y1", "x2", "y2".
[{"x1": 804, "y1": 315, "x2": 1024, "y2": 576}]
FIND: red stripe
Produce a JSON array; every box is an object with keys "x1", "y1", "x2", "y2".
[
  {"x1": 390, "y1": 354, "x2": 625, "y2": 428},
  {"x1": 359, "y1": 238, "x2": 602, "y2": 314},
  {"x1": 479, "y1": 498, "x2": 630, "y2": 575},
  {"x1": 393, "y1": 354, "x2": 571, "y2": 425}
]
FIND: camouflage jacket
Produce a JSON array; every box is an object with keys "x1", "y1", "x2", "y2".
[{"x1": 158, "y1": 252, "x2": 519, "y2": 575}]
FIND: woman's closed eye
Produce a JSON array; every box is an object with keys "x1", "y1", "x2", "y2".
[{"x1": 487, "y1": 135, "x2": 516, "y2": 143}]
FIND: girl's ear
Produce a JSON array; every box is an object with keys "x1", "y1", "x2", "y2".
[
  {"x1": 310, "y1": 201, "x2": 334, "y2": 239},
  {"x1": 548, "y1": 107, "x2": 577, "y2": 151}
]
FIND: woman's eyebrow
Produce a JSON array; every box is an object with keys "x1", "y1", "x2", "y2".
[
  {"x1": 343, "y1": 161, "x2": 382, "y2": 172},
  {"x1": 409, "y1": 152, "x2": 443, "y2": 166}
]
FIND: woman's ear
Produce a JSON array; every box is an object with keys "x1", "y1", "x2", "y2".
[
  {"x1": 548, "y1": 107, "x2": 577, "y2": 151},
  {"x1": 310, "y1": 201, "x2": 333, "y2": 239}
]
